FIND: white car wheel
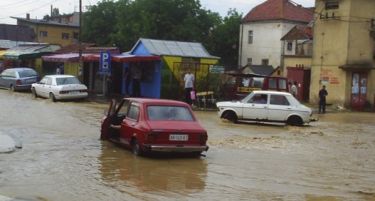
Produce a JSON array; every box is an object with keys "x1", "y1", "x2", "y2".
[{"x1": 49, "y1": 93, "x2": 56, "y2": 102}]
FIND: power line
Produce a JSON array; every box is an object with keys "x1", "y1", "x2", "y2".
[
  {"x1": 0, "y1": 0, "x2": 38, "y2": 8},
  {"x1": 0, "y1": 0, "x2": 63, "y2": 20}
]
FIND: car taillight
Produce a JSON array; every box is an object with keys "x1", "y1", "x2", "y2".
[
  {"x1": 16, "y1": 80, "x2": 21, "y2": 85},
  {"x1": 60, "y1": 90, "x2": 69, "y2": 94},
  {"x1": 199, "y1": 133, "x2": 208, "y2": 144}
]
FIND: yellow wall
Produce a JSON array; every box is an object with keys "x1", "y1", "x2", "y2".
[
  {"x1": 284, "y1": 57, "x2": 311, "y2": 69},
  {"x1": 311, "y1": 0, "x2": 375, "y2": 107},
  {"x1": 163, "y1": 56, "x2": 182, "y2": 81},
  {"x1": 19, "y1": 21, "x2": 78, "y2": 47},
  {"x1": 64, "y1": 62, "x2": 79, "y2": 76},
  {"x1": 162, "y1": 56, "x2": 219, "y2": 85},
  {"x1": 35, "y1": 58, "x2": 43, "y2": 75},
  {"x1": 310, "y1": 66, "x2": 348, "y2": 105},
  {"x1": 200, "y1": 58, "x2": 218, "y2": 65}
]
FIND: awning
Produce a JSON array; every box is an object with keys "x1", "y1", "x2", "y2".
[
  {"x1": 3, "y1": 44, "x2": 60, "y2": 60},
  {"x1": 0, "y1": 50, "x2": 7, "y2": 60},
  {"x1": 82, "y1": 54, "x2": 160, "y2": 62},
  {"x1": 112, "y1": 54, "x2": 160, "y2": 62},
  {"x1": 43, "y1": 53, "x2": 82, "y2": 62},
  {"x1": 226, "y1": 72, "x2": 268, "y2": 78},
  {"x1": 339, "y1": 63, "x2": 375, "y2": 71},
  {"x1": 42, "y1": 53, "x2": 160, "y2": 63}
]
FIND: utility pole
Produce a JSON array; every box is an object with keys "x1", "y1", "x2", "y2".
[{"x1": 78, "y1": 0, "x2": 83, "y2": 79}]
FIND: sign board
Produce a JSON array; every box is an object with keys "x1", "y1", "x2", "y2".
[
  {"x1": 99, "y1": 51, "x2": 111, "y2": 75},
  {"x1": 209, "y1": 65, "x2": 225, "y2": 74}
]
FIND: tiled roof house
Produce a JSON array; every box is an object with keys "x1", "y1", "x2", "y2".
[{"x1": 238, "y1": 0, "x2": 313, "y2": 68}]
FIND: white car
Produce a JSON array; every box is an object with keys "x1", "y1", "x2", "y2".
[
  {"x1": 216, "y1": 90, "x2": 312, "y2": 126},
  {"x1": 31, "y1": 75, "x2": 88, "y2": 102}
]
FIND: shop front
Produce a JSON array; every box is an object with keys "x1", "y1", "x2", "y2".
[{"x1": 340, "y1": 64, "x2": 375, "y2": 110}]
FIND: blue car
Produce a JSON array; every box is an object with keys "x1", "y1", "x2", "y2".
[{"x1": 0, "y1": 68, "x2": 38, "y2": 91}]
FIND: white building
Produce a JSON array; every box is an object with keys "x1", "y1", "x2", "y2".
[{"x1": 238, "y1": 0, "x2": 313, "y2": 69}]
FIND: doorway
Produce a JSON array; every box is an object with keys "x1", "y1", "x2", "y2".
[{"x1": 351, "y1": 72, "x2": 368, "y2": 110}]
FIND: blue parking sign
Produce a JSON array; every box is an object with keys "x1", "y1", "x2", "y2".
[{"x1": 99, "y1": 51, "x2": 111, "y2": 75}]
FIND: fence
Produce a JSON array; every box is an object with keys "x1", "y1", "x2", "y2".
[{"x1": 161, "y1": 61, "x2": 224, "y2": 107}]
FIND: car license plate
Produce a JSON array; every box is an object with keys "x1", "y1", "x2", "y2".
[{"x1": 169, "y1": 134, "x2": 188, "y2": 141}]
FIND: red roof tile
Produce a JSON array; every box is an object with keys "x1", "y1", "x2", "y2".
[
  {"x1": 242, "y1": 0, "x2": 313, "y2": 23},
  {"x1": 281, "y1": 25, "x2": 313, "y2": 40}
]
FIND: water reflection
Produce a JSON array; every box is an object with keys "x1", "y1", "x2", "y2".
[{"x1": 98, "y1": 142, "x2": 207, "y2": 194}]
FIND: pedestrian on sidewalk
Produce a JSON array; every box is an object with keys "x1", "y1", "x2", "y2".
[
  {"x1": 184, "y1": 69, "x2": 194, "y2": 105},
  {"x1": 290, "y1": 81, "x2": 298, "y2": 98},
  {"x1": 319, "y1": 85, "x2": 328, "y2": 114}
]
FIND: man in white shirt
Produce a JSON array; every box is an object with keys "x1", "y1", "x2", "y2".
[
  {"x1": 184, "y1": 70, "x2": 194, "y2": 105},
  {"x1": 291, "y1": 81, "x2": 298, "y2": 98}
]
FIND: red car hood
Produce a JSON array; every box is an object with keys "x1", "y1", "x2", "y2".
[{"x1": 146, "y1": 121, "x2": 206, "y2": 133}]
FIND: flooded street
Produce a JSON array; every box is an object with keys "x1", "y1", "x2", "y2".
[{"x1": 0, "y1": 91, "x2": 375, "y2": 201}]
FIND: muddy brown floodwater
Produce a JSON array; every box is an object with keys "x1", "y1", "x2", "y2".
[{"x1": 0, "y1": 91, "x2": 375, "y2": 201}]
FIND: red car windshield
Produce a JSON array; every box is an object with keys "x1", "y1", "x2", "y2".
[{"x1": 147, "y1": 105, "x2": 194, "y2": 121}]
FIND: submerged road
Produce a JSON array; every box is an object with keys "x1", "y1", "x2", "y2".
[{"x1": 0, "y1": 91, "x2": 374, "y2": 201}]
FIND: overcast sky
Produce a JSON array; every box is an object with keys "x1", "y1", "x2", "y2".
[{"x1": 0, "y1": 0, "x2": 315, "y2": 24}]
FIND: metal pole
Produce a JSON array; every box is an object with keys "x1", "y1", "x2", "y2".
[
  {"x1": 79, "y1": 0, "x2": 83, "y2": 81},
  {"x1": 79, "y1": 0, "x2": 82, "y2": 59}
]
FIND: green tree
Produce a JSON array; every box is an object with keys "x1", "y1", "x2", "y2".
[
  {"x1": 82, "y1": 0, "x2": 121, "y2": 46},
  {"x1": 208, "y1": 9, "x2": 242, "y2": 67},
  {"x1": 81, "y1": 0, "x2": 240, "y2": 67}
]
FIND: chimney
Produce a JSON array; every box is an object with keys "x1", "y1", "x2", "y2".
[{"x1": 26, "y1": 13, "x2": 30, "y2": 20}]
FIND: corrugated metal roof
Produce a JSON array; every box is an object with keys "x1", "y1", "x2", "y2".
[
  {"x1": 241, "y1": 65, "x2": 275, "y2": 76},
  {"x1": 133, "y1": 38, "x2": 219, "y2": 59},
  {"x1": 4, "y1": 44, "x2": 60, "y2": 60},
  {"x1": 11, "y1": 17, "x2": 79, "y2": 28},
  {"x1": 0, "y1": 40, "x2": 42, "y2": 49}
]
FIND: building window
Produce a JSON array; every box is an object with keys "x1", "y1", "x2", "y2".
[
  {"x1": 247, "y1": 58, "x2": 252, "y2": 65},
  {"x1": 62, "y1": 33, "x2": 70, "y2": 40},
  {"x1": 287, "y1": 42, "x2": 293, "y2": 51},
  {"x1": 248, "y1": 30, "x2": 253, "y2": 44},
  {"x1": 262, "y1": 59, "x2": 269, "y2": 66},
  {"x1": 39, "y1": 31, "x2": 48, "y2": 37},
  {"x1": 325, "y1": 0, "x2": 339, "y2": 10}
]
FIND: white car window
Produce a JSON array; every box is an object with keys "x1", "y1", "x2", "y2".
[
  {"x1": 268, "y1": 78, "x2": 277, "y2": 89},
  {"x1": 2, "y1": 70, "x2": 16, "y2": 78},
  {"x1": 56, "y1": 77, "x2": 81, "y2": 85},
  {"x1": 127, "y1": 104, "x2": 140, "y2": 121},
  {"x1": 248, "y1": 94, "x2": 268, "y2": 104},
  {"x1": 39, "y1": 78, "x2": 47, "y2": 84},
  {"x1": 19, "y1": 69, "x2": 37, "y2": 78},
  {"x1": 270, "y1": 95, "x2": 290, "y2": 106},
  {"x1": 46, "y1": 78, "x2": 53, "y2": 85},
  {"x1": 279, "y1": 79, "x2": 287, "y2": 90}
]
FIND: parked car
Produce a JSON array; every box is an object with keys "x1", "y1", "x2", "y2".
[
  {"x1": 0, "y1": 67, "x2": 38, "y2": 91},
  {"x1": 216, "y1": 90, "x2": 312, "y2": 126},
  {"x1": 31, "y1": 75, "x2": 88, "y2": 102},
  {"x1": 101, "y1": 98, "x2": 209, "y2": 156}
]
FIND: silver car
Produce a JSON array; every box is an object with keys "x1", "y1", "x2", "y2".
[{"x1": 0, "y1": 68, "x2": 38, "y2": 91}]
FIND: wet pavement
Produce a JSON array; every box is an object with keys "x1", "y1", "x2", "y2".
[{"x1": 0, "y1": 91, "x2": 374, "y2": 201}]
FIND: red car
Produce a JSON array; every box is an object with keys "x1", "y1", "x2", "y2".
[{"x1": 101, "y1": 98, "x2": 209, "y2": 156}]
